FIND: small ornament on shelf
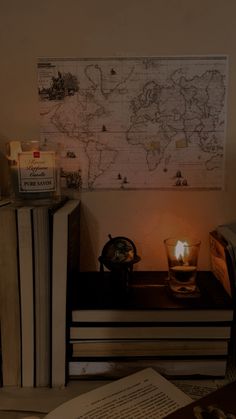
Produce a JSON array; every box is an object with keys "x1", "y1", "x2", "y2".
[{"x1": 98, "y1": 234, "x2": 141, "y2": 292}]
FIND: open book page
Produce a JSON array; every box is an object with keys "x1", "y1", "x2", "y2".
[{"x1": 45, "y1": 368, "x2": 192, "y2": 419}]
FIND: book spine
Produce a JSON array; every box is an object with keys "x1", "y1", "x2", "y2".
[
  {"x1": 33, "y1": 206, "x2": 51, "y2": 387},
  {"x1": 51, "y1": 199, "x2": 80, "y2": 388},
  {"x1": 70, "y1": 339, "x2": 229, "y2": 358},
  {"x1": 68, "y1": 358, "x2": 227, "y2": 378},
  {"x1": 17, "y1": 207, "x2": 35, "y2": 387},
  {"x1": 72, "y1": 309, "x2": 234, "y2": 323},
  {"x1": 69, "y1": 324, "x2": 232, "y2": 340},
  {"x1": 0, "y1": 207, "x2": 21, "y2": 386}
]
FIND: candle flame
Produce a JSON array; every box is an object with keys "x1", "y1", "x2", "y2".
[{"x1": 175, "y1": 240, "x2": 189, "y2": 261}]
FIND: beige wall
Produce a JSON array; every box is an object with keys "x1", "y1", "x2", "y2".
[{"x1": 0, "y1": 0, "x2": 236, "y2": 271}]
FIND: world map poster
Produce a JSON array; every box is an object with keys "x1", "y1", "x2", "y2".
[{"x1": 38, "y1": 56, "x2": 228, "y2": 191}]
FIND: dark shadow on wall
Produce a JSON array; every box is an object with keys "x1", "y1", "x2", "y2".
[{"x1": 79, "y1": 201, "x2": 100, "y2": 271}]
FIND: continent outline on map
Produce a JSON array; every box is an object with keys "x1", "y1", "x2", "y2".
[{"x1": 38, "y1": 56, "x2": 228, "y2": 191}]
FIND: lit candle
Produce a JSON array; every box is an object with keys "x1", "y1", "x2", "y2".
[
  {"x1": 172, "y1": 240, "x2": 197, "y2": 280},
  {"x1": 164, "y1": 237, "x2": 201, "y2": 296}
]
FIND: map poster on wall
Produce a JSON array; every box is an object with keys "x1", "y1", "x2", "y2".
[{"x1": 37, "y1": 56, "x2": 228, "y2": 191}]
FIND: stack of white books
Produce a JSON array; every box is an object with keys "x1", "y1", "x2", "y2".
[{"x1": 0, "y1": 198, "x2": 80, "y2": 388}]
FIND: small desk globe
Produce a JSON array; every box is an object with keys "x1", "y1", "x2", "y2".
[{"x1": 98, "y1": 235, "x2": 141, "y2": 290}]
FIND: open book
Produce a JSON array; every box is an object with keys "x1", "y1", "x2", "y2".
[{"x1": 44, "y1": 368, "x2": 192, "y2": 418}]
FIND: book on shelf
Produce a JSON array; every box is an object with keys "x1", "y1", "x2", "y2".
[
  {"x1": 33, "y1": 202, "x2": 65, "y2": 387},
  {"x1": 0, "y1": 197, "x2": 80, "y2": 388},
  {"x1": 209, "y1": 229, "x2": 235, "y2": 298},
  {"x1": 68, "y1": 357, "x2": 228, "y2": 379},
  {"x1": 44, "y1": 368, "x2": 192, "y2": 419},
  {"x1": 17, "y1": 206, "x2": 35, "y2": 387},
  {"x1": 215, "y1": 222, "x2": 236, "y2": 290},
  {"x1": 70, "y1": 338, "x2": 229, "y2": 358},
  {"x1": 70, "y1": 323, "x2": 232, "y2": 340},
  {"x1": 19, "y1": 197, "x2": 79, "y2": 388},
  {"x1": 217, "y1": 222, "x2": 236, "y2": 249},
  {"x1": 71, "y1": 271, "x2": 234, "y2": 323},
  {"x1": 51, "y1": 199, "x2": 80, "y2": 388},
  {"x1": 0, "y1": 205, "x2": 21, "y2": 386},
  {"x1": 69, "y1": 271, "x2": 233, "y2": 378},
  {"x1": 210, "y1": 225, "x2": 236, "y2": 365}
]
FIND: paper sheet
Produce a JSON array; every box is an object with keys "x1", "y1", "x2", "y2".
[{"x1": 45, "y1": 368, "x2": 192, "y2": 419}]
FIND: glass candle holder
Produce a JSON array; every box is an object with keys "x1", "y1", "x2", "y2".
[
  {"x1": 6, "y1": 140, "x2": 61, "y2": 205},
  {"x1": 164, "y1": 237, "x2": 201, "y2": 297}
]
